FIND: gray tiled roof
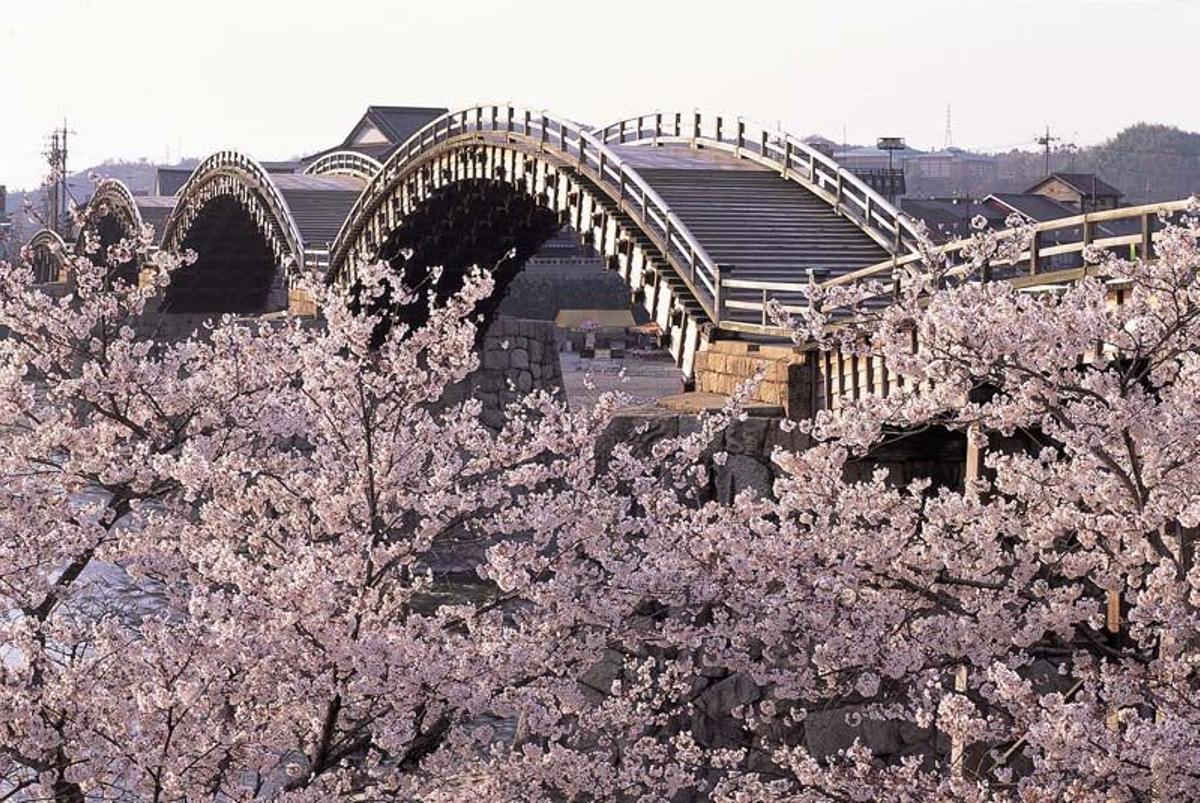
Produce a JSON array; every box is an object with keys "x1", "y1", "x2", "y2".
[
  {"x1": 363, "y1": 106, "x2": 447, "y2": 151},
  {"x1": 135, "y1": 196, "x2": 177, "y2": 244},
  {"x1": 273, "y1": 174, "x2": 365, "y2": 248},
  {"x1": 987, "y1": 192, "x2": 1078, "y2": 222},
  {"x1": 304, "y1": 106, "x2": 449, "y2": 165},
  {"x1": 1029, "y1": 172, "x2": 1123, "y2": 199}
]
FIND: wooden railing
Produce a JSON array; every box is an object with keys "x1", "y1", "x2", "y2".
[
  {"x1": 826, "y1": 198, "x2": 1196, "y2": 290},
  {"x1": 329, "y1": 104, "x2": 724, "y2": 321},
  {"x1": 596, "y1": 111, "x2": 922, "y2": 256},
  {"x1": 163, "y1": 150, "x2": 308, "y2": 270},
  {"x1": 303, "y1": 150, "x2": 383, "y2": 181},
  {"x1": 714, "y1": 198, "x2": 1196, "y2": 333}
]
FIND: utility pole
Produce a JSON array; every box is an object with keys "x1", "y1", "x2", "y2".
[
  {"x1": 42, "y1": 120, "x2": 75, "y2": 237},
  {"x1": 1036, "y1": 125, "x2": 1059, "y2": 177}
]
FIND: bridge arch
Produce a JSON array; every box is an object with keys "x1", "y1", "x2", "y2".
[
  {"x1": 160, "y1": 151, "x2": 305, "y2": 313},
  {"x1": 25, "y1": 229, "x2": 69, "y2": 284},
  {"x1": 77, "y1": 178, "x2": 145, "y2": 285},
  {"x1": 304, "y1": 150, "x2": 382, "y2": 182},
  {"x1": 330, "y1": 105, "x2": 724, "y2": 374}
]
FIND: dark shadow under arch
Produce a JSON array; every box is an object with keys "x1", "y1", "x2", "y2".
[
  {"x1": 79, "y1": 212, "x2": 140, "y2": 286},
  {"x1": 165, "y1": 195, "x2": 278, "y2": 314},
  {"x1": 355, "y1": 179, "x2": 561, "y2": 341}
]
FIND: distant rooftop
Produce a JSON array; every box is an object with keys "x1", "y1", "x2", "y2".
[
  {"x1": 1027, "y1": 172, "x2": 1123, "y2": 198},
  {"x1": 986, "y1": 192, "x2": 1079, "y2": 223},
  {"x1": 306, "y1": 105, "x2": 449, "y2": 164}
]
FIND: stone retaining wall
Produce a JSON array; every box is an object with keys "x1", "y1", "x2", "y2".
[
  {"x1": 470, "y1": 317, "x2": 564, "y2": 428},
  {"x1": 693, "y1": 343, "x2": 815, "y2": 420}
]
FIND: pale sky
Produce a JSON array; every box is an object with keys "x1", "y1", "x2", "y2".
[{"x1": 2, "y1": 0, "x2": 1197, "y2": 190}]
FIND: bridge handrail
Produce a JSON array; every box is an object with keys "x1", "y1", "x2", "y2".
[
  {"x1": 329, "y1": 104, "x2": 723, "y2": 319},
  {"x1": 162, "y1": 150, "x2": 307, "y2": 269},
  {"x1": 596, "y1": 111, "x2": 923, "y2": 256},
  {"x1": 303, "y1": 150, "x2": 383, "y2": 181},
  {"x1": 701, "y1": 198, "x2": 1196, "y2": 327},
  {"x1": 25, "y1": 228, "x2": 70, "y2": 284},
  {"x1": 825, "y1": 197, "x2": 1196, "y2": 288},
  {"x1": 85, "y1": 178, "x2": 146, "y2": 239}
]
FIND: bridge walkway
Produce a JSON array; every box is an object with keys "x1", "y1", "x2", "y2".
[{"x1": 609, "y1": 144, "x2": 891, "y2": 329}]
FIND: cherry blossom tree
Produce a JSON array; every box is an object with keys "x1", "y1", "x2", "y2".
[{"x1": 2, "y1": 194, "x2": 1200, "y2": 803}]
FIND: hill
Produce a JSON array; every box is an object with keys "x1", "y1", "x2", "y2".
[{"x1": 4, "y1": 158, "x2": 198, "y2": 244}]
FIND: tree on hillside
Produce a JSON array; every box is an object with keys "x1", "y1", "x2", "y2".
[
  {"x1": 1, "y1": 205, "x2": 1200, "y2": 801},
  {"x1": 1067, "y1": 123, "x2": 1200, "y2": 203}
]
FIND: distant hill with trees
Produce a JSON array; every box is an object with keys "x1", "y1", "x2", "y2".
[
  {"x1": 903, "y1": 123, "x2": 1200, "y2": 203},
  {"x1": 4, "y1": 157, "x2": 198, "y2": 244}
]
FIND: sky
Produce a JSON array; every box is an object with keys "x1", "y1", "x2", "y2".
[{"x1": 2, "y1": 0, "x2": 1198, "y2": 190}]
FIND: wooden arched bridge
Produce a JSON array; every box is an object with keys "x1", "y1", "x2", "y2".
[{"x1": 24, "y1": 103, "x2": 1195, "y2": 392}]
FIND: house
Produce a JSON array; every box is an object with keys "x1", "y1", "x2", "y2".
[
  {"x1": 981, "y1": 184, "x2": 1137, "y2": 272},
  {"x1": 984, "y1": 192, "x2": 1079, "y2": 224},
  {"x1": 1024, "y1": 172, "x2": 1123, "y2": 213},
  {"x1": 900, "y1": 197, "x2": 1007, "y2": 242},
  {"x1": 904, "y1": 149, "x2": 997, "y2": 196},
  {"x1": 305, "y1": 105, "x2": 449, "y2": 164}
]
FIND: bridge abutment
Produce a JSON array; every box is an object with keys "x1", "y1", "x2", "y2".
[{"x1": 693, "y1": 340, "x2": 817, "y2": 419}]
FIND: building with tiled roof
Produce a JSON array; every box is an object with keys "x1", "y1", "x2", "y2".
[
  {"x1": 1024, "y1": 172, "x2": 1123, "y2": 213},
  {"x1": 305, "y1": 105, "x2": 448, "y2": 163}
]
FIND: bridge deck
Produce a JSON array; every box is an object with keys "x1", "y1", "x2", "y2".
[{"x1": 611, "y1": 144, "x2": 891, "y2": 326}]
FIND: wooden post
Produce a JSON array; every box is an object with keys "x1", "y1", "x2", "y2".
[
  {"x1": 714, "y1": 269, "x2": 723, "y2": 324},
  {"x1": 1029, "y1": 229, "x2": 1041, "y2": 275},
  {"x1": 1141, "y1": 212, "x2": 1153, "y2": 260}
]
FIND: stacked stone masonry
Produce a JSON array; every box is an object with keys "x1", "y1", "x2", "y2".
[
  {"x1": 472, "y1": 317, "x2": 564, "y2": 429},
  {"x1": 693, "y1": 343, "x2": 815, "y2": 419}
]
